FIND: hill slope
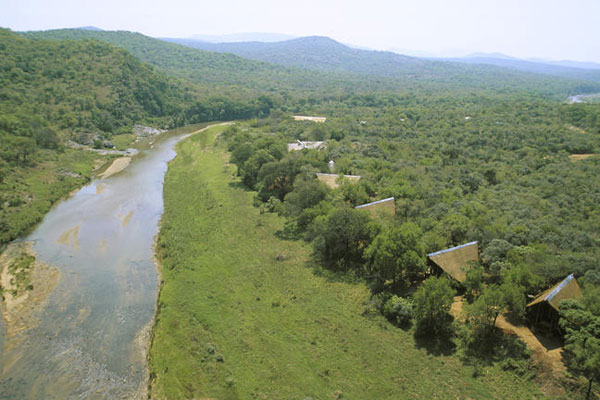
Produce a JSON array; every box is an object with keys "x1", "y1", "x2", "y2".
[
  {"x1": 22, "y1": 29, "x2": 600, "y2": 97},
  {"x1": 437, "y1": 54, "x2": 600, "y2": 82},
  {"x1": 20, "y1": 29, "x2": 356, "y2": 93},
  {"x1": 0, "y1": 28, "x2": 202, "y2": 247},
  {"x1": 1, "y1": 28, "x2": 188, "y2": 136},
  {"x1": 162, "y1": 35, "x2": 600, "y2": 96}
]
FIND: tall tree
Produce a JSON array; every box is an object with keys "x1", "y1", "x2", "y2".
[
  {"x1": 364, "y1": 222, "x2": 425, "y2": 290},
  {"x1": 559, "y1": 300, "x2": 600, "y2": 400},
  {"x1": 413, "y1": 276, "x2": 455, "y2": 336}
]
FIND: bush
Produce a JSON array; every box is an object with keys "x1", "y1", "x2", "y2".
[{"x1": 382, "y1": 295, "x2": 413, "y2": 327}]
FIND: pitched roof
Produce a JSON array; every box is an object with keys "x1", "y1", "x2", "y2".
[
  {"x1": 355, "y1": 197, "x2": 395, "y2": 209},
  {"x1": 427, "y1": 241, "x2": 479, "y2": 283},
  {"x1": 287, "y1": 141, "x2": 326, "y2": 151},
  {"x1": 355, "y1": 197, "x2": 396, "y2": 217},
  {"x1": 526, "y1": 274, "x2": 582, "y2": 311},
  {"x1": 316, "y1": 173, "x2": 361, "y2": 189}
]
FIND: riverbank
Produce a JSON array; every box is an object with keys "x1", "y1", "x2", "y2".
[
  {"x1": 0, "y1": 242, "x2": 61, "y2": 341},
  {"x1": 148, "y1": 124, "x2": 542, "y2": 399},
  {"x1": 98, "y1": 157, "x2": 132, "y2": 179},
  {"x1": 0, "y1": 149, "x2": 100, "y2": 250}
]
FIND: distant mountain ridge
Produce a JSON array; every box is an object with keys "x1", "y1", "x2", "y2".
[
  {"x1": 433, "y1": 54, "x2": 600, "y2": 82},
  {"x1": 161, "y1": 35, "x2": 600, "y2": 88},
  {"x1": 75, "y1": 26, "x2": 103, "y2": 31},
  {"x1": 19, "y1": 28, "x2": 600, "y2": 96},
  {"x1": 189, "y1": 32, "x2": 296, "y2": 43},
  {"x1": 162, "y1": 35, "x2": 428, "y2": 76}
]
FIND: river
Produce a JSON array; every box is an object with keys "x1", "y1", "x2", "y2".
[{"x1": 0, "y1": 123, "x2": 211, "y2": 399}]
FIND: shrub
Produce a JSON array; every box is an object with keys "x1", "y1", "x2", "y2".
[{"x1": 382, "y1": 295, "x2": 414, "y2": 327}]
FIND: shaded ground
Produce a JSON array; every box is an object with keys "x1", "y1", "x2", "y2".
[{"x1": 450, "y1": 296, "x2": 568, "y2": 397}]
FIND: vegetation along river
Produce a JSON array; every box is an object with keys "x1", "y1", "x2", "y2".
[{"x1": 0, "y1": 123, "x2": 214, "y2": 399}]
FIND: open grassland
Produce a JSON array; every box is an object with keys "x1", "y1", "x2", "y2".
[{"x1": 149, "y1": 125, "x2": 543, "y2": 399}]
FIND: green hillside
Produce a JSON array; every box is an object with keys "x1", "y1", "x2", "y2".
[
  {"x1": 22, "y1": 29, "x2": 600, "y2": 97},
  {"x1": 20, "y1": 29, "x2": 361, "y2": 93},
  {"x1": 1, "y1": 28, "x2": 189, "y2": 136},
  {"x1": 0, "y1": 29, "x2": 191, "y2": 247},
  {"x1": 163, "y1": 35, "x2": 600, "y2": 97}
]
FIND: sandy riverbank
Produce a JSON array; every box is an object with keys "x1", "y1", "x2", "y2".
[
  {"x1": 98, "y1": 156, "x2": 132, "y2": 179},
  {"x1": 0, "y1": 242, "x2": 61, "y2": 342}
]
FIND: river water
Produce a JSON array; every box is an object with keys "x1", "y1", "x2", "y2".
[{"x1": 0, "y1": 123, "x2": 207, "y2": 399}]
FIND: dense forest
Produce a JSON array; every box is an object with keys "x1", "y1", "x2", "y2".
[{"x1": 221, "y1": 96, "x2": 600, "y2": 284}]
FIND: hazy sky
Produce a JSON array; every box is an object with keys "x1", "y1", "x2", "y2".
[{"x1": 2, "y1": 0, "x2": 599, "y2": 62}]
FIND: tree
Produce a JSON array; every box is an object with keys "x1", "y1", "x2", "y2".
[
  {"x1": 466, "y1": 285, "x2": 507, "y2": 334},
  {"x1": 382, "y1": 295, "x2": 413, "y2": 327},
  {"x1": 311, "y1": 207, "x2": 374, "y2": 272},
  {"x1": 239, "y1": 149, "x2": 275, "y2": 188},
  {"x1": 283, "y1": 173, "x2": 328, "y2": 218},
  {"x1": 413, "y1": 276, "x2": 455, "y2": 336},
  {"x1": 364, "y1": 223, "x2": 425, "y2": 290},
  {"x1": 559, "y1": 300, "x2": 600, "y2": 400},
  {"x1": 463, "y1": 263, "x2": 484, "y2": 302},
  {"x1": 7, "y1": 136, "x2": 37, "y2": 165},
  {"x1": 257, "y1": 157, "x2": 303, "y2": 201}
]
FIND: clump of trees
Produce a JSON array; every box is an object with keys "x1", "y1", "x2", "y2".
[
  {"x1": 413, "y1": 276, "x2": 455, "y2": 336},
  {"x1": 559, "y1": 296, "x2": 600, "y2": 400}
]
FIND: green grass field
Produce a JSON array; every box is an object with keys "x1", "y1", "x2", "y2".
[
  {"x1": 149, "y1": 125, "x2": 543, "y2": 399},
  {"x1": 110, "y1": 133, "x2": 136, "y2": 150}
]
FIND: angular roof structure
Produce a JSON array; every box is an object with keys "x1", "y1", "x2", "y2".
[
  {"x1": 427, "y1": 241, "x2": 479, "y2": 283},
  {"x1": 316, "y1": 173, "x2": 361, "y2": 189},
  {"x1": 293, "y1": 115, "x2": 326, "y2": 123},
  {"x1": 355, "y1": 197, "x2": 395, "y2": 217},
  {"x1": 287, "y1": 140, "x2": 327, "y2": 151},
  {"x1": 526, "y1": 274, "x2": 582, "y2": 311}
]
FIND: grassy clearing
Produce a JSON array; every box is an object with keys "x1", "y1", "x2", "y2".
[
  {"x1": 110, "y1": 133, "x2": 136, "y2": 150},
  {"x1": 149, "y1": 125, "x2": 543, "y2": 399}
]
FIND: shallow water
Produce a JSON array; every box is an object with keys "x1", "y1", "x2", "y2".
[{"x1": 0, "y1": 124, "x2": 206, "y2": 399}]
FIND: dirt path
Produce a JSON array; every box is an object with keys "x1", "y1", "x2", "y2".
[
  {"x1": 450, "y1": 296, "x2": 567, "y2": 397},
  {"x1": 495, "y1": 315, "x2": 567, "y2": 396}
]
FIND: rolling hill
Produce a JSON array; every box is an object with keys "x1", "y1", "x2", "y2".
[
  {"x1": 161, "y1": 35, "x2": 600, "y2": 96},
  {"x1": 21, "y1": 29, "x2": 600, "y2": 97},
  {"x1": 435, "y1": 53, "x2": 600, "y2": 82},
  {"x1": 0, "y1": 28, "x2": 189, "y2": 136}
]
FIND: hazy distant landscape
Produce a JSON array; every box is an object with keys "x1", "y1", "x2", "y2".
[{"x1": 1, "y1": 1, "x2": 599, "y2": 399}]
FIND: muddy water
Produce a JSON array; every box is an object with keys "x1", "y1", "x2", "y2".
[{"x1": 0, "y1": 123, "x2": 209, "y2": 399}]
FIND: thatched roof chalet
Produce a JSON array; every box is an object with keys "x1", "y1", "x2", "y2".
[
  {"x1": 287, "y1": 140, "x2": 327, "y2": 152},
  {"x1": 355, "y1": 197, "x2": 395, "y2": 217},
  {"x1": 293, "y1": 116, "x2": 326, "y2": 122},
  {"x1": 427, "y1": 241, "x2": 479, "y2": 284},
  {"x1": 316, "y1": 173, "x2": 361, "y2": 189},
  {"x1": 527, "y1": 274, "x2": 582, "y2": 311},
  {"x1": 526, "y1": 274, "x2": 582, "y2": 331}
]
